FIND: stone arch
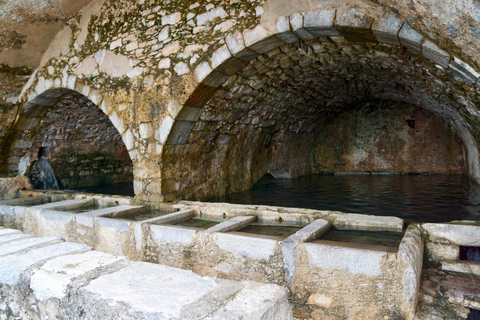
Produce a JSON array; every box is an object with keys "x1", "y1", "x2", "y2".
[
  {"x1": 3, "y1": 86, "x2": 134, "y2": 190},
  {"x1": 161, "y1": 5, "x2": 480, "y2": 201}
]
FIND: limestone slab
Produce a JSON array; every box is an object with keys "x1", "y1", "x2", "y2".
[
  {"x1": 80, "y1": 204, "x2": 143, "y2": 218},
  {"x1": 0, "y1": 233, "x2": 32, "y2": 244},
  {"x1": 422, "y1": 223, "x2": 480, "y2": 246},
  {"x1": 448, "y1": 57, "x2": 480, "y2": 84},
  {"x1": 333, "y1": 213, "x2": 403, "y2": 231},
  {"x1": 372, "y1": 14, "x2": 404, "y2": 46},
  {"x1": 96, "y1": 216, "x2": 131, "y2": 233},
  {"x1": 0, "y1": 228, "x2": 21, "y2": 237},
  {"x1": 141, "y1": 209, "x2": 194, "y2": 225},
  {"x1": 207, "y1": 281, "x2": 293, "y2": 320},
  {"x1": 303, "y1": 9, "x2": 341, "y2": 37},
  {"x1": 30, "y1": 250, "x2": 128, "y2": 301},
  {"x1": 78, "y1": 262, "x2": 292, "y2": 319},
  {"x1": 213, "y1": 233, "x2": 278, "y2": 260},
  {"x1": 441, "y1": 260, "x2": 480, "y2": 277},
  {"x1": 398, "y1": 24, "x2": 424, "y2": 54},
  {"x1": 0, "y1": 241, "x2": 91, "y2": 286},
  {"x1": 204, "y1": 215, "x2": 256, "y2": 233},
  {"x1": 275, "y1": 16, "x2": 299, "y2": 44},
  {"x1": 29, "y1": 199, "x2": 92, "y2": 211},
  {"x1": 422, "y1": 40, "x2": 451, "y2": 68},
  {"x1": 282, "y1": 219, "x2": 331, "y2": 283},
  {"x1": 290, "y1": 12, "x2": 315, "y2": 40},
  {"x1": 150, "y1": 225, "x2": 197, "y2": 244},
  {"x1": 304, "y1": 242, "x2": 387, "y2": 276},
  {"x1": 0, "y1": 235, "x2": 61, "y2": 257}
]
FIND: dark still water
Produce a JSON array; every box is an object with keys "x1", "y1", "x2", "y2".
[
  {"x1": 206, "y1": 174, "x2": 480, "y2": 223},
  {"x1": 71, "y1": 181, "x2": 134, "y2": 197}
]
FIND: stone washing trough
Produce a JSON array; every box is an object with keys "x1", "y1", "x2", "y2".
[{"x1": 0, "y1": 190, "x2": 430, "y2": 319}]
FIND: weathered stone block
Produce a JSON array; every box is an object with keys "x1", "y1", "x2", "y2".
[
  {"x1": 441, "y1": 260, "x2": 480, "y2": 277},
  {"x1": 202, "y1": 71, "x2": 230, "y2": 87},
  {"x1": 30, "y1": 251, "x2": 128, "y2": 301},
  {"x1": 426, "y1": 242, "x2": 459, "y2": 262},
  {"x1": 0, "y1": 241, "x2": 91, "y2": 286},
  {"x1": 276, "y1": 16, "x2": 299, "y2": 44},
  {"x1": 0, "y1": 236, "x2": 62, "y2": 257},
  {"x1": 214, "y1": 232, "x2": 278, "y2": 260},
  {"x1": 196, "y1": 7, "x2": 227, "y2": 26},
  {"x1": 224, "y1": 30, "x2": 259, "y2": 62},
  {"x1": 0, "y1": 228, "x2": 22, "y2": 237},
  {"x1": 335, "y1": 8, "x2": 376, "y2": 42},
  {"x1": 193, "y1": 61, "x2": 212, "y2": 83},
  {"x1": 333, "y1": 213, "x2": 403, "y2": 231},
  {"x1": 243, "y1": 25, "x2": 284, "y2": 54},
  {"x1": 165, "y1": 121, "x2": 195, "y2": 145},
  {"x1": 290, "y1": 12, "x2": 315, "y2": 40},
  {"x1": 304, "y1": 242, "x2": 387, "y2": 276},
  {"x1": 397, "y1": 226, "x2": 424, "y2": 320},
  {"x1": 142, "y1": 209, "x2": 194, "y2": 225},
  {"x1": 210, "y1": 45, "x2": 231, "y2": 70},
  {"x1": 372, "y1": 14, "x2": 404, "y2": 46},
  {"x1": 176, "y1": 107, "x2": 203, "y2": 121},
  {"x1": 422, "y1": 223, "x2": 480, "y2": 246},
  {"x1": 422, "y1": 40, "x2": 451, "y2": 68},
  {"x1": 0, "y1": 233, "x2": 32, "y2": 245},
  {"x1": 282, "y1": 219, "x2": 330, "y2": 283},
  {"x1": 150, "y1": 224, "x2": 197, "y2": 244},
  {"x1": 448, "y1": 57, "x2": 480, "y2": 84},
  {"x1": 77, "y1": 262, "x2": 292, "y2": 319},
  {"x1": 204, "y1": 215, "x2": 257, "y2": 233},
  {"x1": 304, "y1": 9, "x2": 341, "y2": 37},
  {"x1": 95, "y1": 217, "x2": 134, "y2": 256}
]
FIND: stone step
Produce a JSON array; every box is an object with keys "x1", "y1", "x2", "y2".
[{"x1": 0, "y1": 227, "x2": 293, "y2": 319}]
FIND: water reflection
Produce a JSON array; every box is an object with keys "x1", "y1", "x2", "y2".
[{"x1": 206, "y1": 174, "x2": 480, "y2": 223}]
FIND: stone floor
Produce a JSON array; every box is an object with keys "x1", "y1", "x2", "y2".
[{"x1": 415, "y1": 268, "x2": 480, "y2": 320}]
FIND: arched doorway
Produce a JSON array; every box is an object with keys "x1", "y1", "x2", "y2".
[{"x1": 3, "y1": 88, "x2": 133, "y2": 193}]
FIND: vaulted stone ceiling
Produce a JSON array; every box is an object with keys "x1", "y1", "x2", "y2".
[{"x1": 1, "y1": 0, "x2": 479, "y2": 202}]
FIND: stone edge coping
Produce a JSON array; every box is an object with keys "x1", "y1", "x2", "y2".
[
  {"x1": 0, "y1": 226, "x2": 292, "y2": 319},
  {"x1": 421, "y1": 223, "x2": 480, "y2": 246},
  {"x1": 202, "y1": 215, "x2": 257, "y2": 234},
  {"x1": 441, "y1": 260, "x2": 480, "y2": 277},
  {"x1": 176, "y1": 201, "x2": 404, "y2": 232},
  {"x1": 28, "y1": 199, "x2": 94, "y2": 211},
  {"x1": 79, "y1": 204, "x2": 144, "y2": 217}
]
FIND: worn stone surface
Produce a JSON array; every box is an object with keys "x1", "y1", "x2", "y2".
[
  {"x1": 415, "y1": 269, "x2": 480, "y2": 319},
  {"x1": 422, "y1": 223, "x2": 480, "y2": 246},
  {"x1": 0, "y1": 227, "x2": 293, "y2": 319},
  {"x1": 441, "y1": 260, "x2": 480, "y2": 277},
  {"x1": 77, "y1": 262, "x2": 292, "y2": 319},
  {"x1": 0, "y1": 177, "x2": 32, "y2": 200}
]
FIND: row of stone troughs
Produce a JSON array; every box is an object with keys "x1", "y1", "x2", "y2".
[
  {"x1": 0, "y1": 190, "x2": 420, "y2": 320},
  {"x1": 1, "y1": 191, "x2": 479, "y2": 319},
  {"x1": 0, "y1": 225, "x2": 292, "y2": 319}
]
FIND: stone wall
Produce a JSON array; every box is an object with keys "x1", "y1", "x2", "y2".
[
  {"x1": 0, "y1": 0, "x2": 478, "y2": 202},
  {"x1": 311, "y1": 101, "x2": 466, "y2": 174}
]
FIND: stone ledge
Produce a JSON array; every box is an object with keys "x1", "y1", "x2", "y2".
[{"x1": 422, "y1": 223, "x2": 480, "y2": 246}]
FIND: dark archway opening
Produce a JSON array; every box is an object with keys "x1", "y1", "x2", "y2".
[
  {"x1": 161, "y1": 38, "x2": 480, "y2": 222},
  {"x1": 4, "y1": 89, "x2": 133, "y2": 194}
]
